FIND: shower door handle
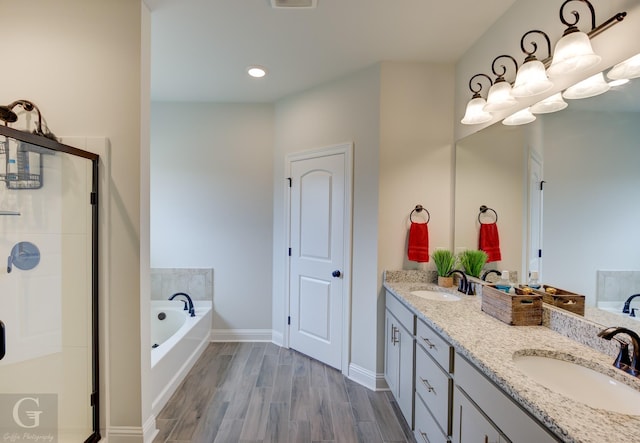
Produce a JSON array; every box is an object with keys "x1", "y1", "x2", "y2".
[{"x1": 0, "y1": 320, "x2": 5, "y2": 360}]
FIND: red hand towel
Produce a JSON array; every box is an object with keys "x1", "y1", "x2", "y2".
[
  {"x1": 479, "y1": 222, "x2": 501, "y2": 263},
  {"x1": 408, "y1": 222, "x2": 429, "y2": 262}
]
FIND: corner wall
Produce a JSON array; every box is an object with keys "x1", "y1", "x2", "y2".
[{"x1": 378, "y1": 62, "x2": 455, "y2": 373}]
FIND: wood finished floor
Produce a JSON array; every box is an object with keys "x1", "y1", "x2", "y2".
[{"x1": 153, "y1": 342, "x2": 417, "y2": 443}]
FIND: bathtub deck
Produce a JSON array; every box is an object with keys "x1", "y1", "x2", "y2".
[{"x1": 153, "y1": 342, "x2": 416, "y2": 443}]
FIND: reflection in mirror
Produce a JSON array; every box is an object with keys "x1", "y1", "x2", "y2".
[
  {"x1": 454, "y1": 76, "x2": 640, "y2": 333},
  {"x1": 454, "y1": 123, "x2": 526, "y2": 279}
]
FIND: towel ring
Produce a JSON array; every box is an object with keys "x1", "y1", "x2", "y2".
[
  {"x1": 410, "y1": 205, "x2": 430, "y2": 224},
  {"x1": 478, "y1": 205, "x2": 498, "y2": 224}
]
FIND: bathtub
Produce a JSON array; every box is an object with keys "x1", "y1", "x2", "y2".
[{"x1": 150, "y1": 299, "x2": 212, "y2": 416}]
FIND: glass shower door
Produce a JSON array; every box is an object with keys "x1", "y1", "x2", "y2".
[{"x1": 0, "y1": 127, "x2": 99, "y2": 443}]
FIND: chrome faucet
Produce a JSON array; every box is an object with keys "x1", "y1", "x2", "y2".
[
  {"x1": 598, "y1": 326, "x2": 640, "y2": 377},
  {"x1": 169, "y1": 292, "x2": 195, "y2": 317},
  {"x1": 447, "y1": 270, "x2": 470, "y2": 295},
  {"x1": 622, "y1": 293, "x2": 640, "y2": 314},
  {"x1": 481, "y1": 269, "x2": 501, "y2": 281}
]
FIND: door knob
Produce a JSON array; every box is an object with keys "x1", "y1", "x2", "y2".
[{"x1": 332, "y1": 270, "x2": 341, "y2": 278}]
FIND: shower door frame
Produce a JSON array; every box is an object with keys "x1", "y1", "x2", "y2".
[{"x1": 0, "y1": 125, "x2": 101, "y2": 443}]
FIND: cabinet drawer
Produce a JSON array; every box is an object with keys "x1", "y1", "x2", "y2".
[
  {"x1": 455, "y1": 354, "x2": 558, "y2": 443},
  {"x1": 415, "y1": 393, "x2": 448, "y2": 443},
  {"x1": 416, "y1": 318, "x2": 453, "y2": 372},
  {"x1": 386, "y1": 290, "x2": 415, "y2": 333},
  {"x1": 416, "y1": 346, "x2": 452, "y2": 435}
]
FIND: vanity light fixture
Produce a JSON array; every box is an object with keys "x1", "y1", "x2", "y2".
[
  {"x1": 607, "y1": 53, "x2": 640, "y2": 81},
  {"x1": 247, "y1": 66, "x2": 267, "y2": 78},
  {"x1": 512, "y1": 31, "x2": 553, "y2": 98},
  {"x1": 484, "y1": 55, "x2": 519, "y2": 112},
  {"x1": 563, "y1": 71, "x2": 610, "y2": 99},
  {"x1": 547, "y1": 0, "x2": 626, "y2": 78},
  {"x1": 502, "y1": 107, "x2": 536, "y2": 126},
  {"x1": 461, "y1": 74, "x2": 493, "y2": 125},
  {"x1": 530, "y1": 92, "x2": 568, "y2": 114}
]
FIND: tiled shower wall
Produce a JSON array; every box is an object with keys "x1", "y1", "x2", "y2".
[
  {"x1": 151, "y1": 268, "x2": 213, "y2": 301},
  {"x1": 596, "y1": 270, "x2": 640, "y2": 303}
]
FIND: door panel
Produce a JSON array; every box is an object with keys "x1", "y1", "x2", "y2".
[
  {"x1": 298, "y1": 276, "x2": 331, "y2": 341},
  {"x1": 289, "y1": 151, "x2": 346, "y2": 370}
]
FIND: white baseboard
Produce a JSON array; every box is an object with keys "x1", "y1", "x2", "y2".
[
  {"x1": 105, "y1": 426, "x2": 144, "y2": 443},
  {"x1": 210, "y1": 329, "x2": 273, "y2": 342},
  {"x1": 143, "y1": 414, "x2": 158, "y2": 443},
  {"x1": 348, "y1": 363, "x2": 389, "y2": 391},
  {"x1": 271, "y1": 330, "x2": 284, "y2": 347}
]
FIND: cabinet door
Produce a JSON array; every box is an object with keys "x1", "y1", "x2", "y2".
[
  {"x1": 452, "y1": 387, "x2": 502, "y2": 443},
  {"x1": 384, "y1": 310, "x2": 400, "y2": 396},
  {"x1": 397, "y1": 320, "x2": 414, "y2": 425}
]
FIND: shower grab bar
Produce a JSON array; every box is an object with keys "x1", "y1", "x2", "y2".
[{"x1": 0, "y1": 210, "x2": 20, "y2": 216}]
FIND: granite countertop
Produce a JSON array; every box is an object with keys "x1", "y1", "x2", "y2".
[{"x1": 383, "y1": 271, "x2": 640, "y2": 443}]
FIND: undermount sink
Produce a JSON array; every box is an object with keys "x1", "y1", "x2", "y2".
[
  {"x1": 410, "y1": 290, "x2": 460, "y2": 302},
  {"x1": 513, "y1": 353, "x2": 640, "y2": 415}
]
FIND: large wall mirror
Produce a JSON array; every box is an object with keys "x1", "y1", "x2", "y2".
[{"x1": 455, "y1": 62, "x2": 640, "y2": 332}]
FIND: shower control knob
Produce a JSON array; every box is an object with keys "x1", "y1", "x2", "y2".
[{"x1": 332, "y1": 270, "x2": 341, "y2": 278}]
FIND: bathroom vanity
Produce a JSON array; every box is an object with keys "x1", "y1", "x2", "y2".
[{"x1": 383, "y1": 270, "x2": 640, "y2": 443}]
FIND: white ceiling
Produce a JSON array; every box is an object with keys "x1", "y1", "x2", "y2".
[{"x1": 147, "y1": 0, "x2": 517, "y2": 103}]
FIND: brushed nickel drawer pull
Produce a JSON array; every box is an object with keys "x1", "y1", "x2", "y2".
[
  {"x1": 420, "y1": 377, "x2": 435, "y2": 393},
  {"x1": 418, "y1": 429, "x2": 431, "y2": 443},
  {"x1": 421, "y1": 336, "x2": 436, "y2": 349}
]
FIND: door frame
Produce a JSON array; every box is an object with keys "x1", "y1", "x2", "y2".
[{"x1": 283, "y1": 142, "x2": 353, "y2": 373}]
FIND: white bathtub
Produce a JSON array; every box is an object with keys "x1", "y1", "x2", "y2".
[{"x1": 150, "y1": 299, "x2": 212, "y2": 416}]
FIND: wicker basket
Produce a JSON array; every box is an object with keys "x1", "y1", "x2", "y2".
[
  {"x1": 481, "y1": 285, "x2": 543, "y2": 326},
  {"x1": 529, "y1": 285, "x2": 585, "y2": 316}
]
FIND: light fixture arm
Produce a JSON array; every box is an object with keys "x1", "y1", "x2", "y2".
[
  {"x1": 520, "y1": 30, "x2": 551, "y2": 63},
  {"x1": 559, "y1": 0, "x2": 596, "y2": 34},
  {"x1": 558, "y1": 0, "x2": 626, "y2": 38},
  {"x1": 490, "y1": 55, "x2": 518, "y2": 82},
  {"x1": 468, "y1": 73, "x2": 493, "y2": 98}
]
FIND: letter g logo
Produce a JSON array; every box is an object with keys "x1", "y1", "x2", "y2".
[{"x1": 12, "y1": 397, "x2": 43, "y2": 429}]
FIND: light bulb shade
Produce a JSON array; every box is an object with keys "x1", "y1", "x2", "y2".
[
  {"x1": 512, "y1": 59, "x2": 553, "y2": 97},
  {"x1": 483, "y1": 81, "x2": 517, "y2": 112},
  {"x1": 607, "y1": 53, "x2": 640, "y2": 80},
  {"x1": 502, "y1": 108, "x2": 536, "y2": 126},
  {"x1": 563, "y1": 72, "x2": 610, "y2": 99},
  {"x1": 547, "y1": 31, "x2": 601, "y2": 78},
  {"x1": 530, "y1": 92, "x2": 568, "y2": 114},
  {"x1": 461, "y1": 97, "x2": 492, "y2": 125}
]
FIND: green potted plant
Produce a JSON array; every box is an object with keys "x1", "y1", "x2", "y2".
[
  {"x1": 432, "y1": 249, "x2": 457, "y2": 287},
  {"x1": 459, "y1": 249, "x2": 488, "y2": 278}
]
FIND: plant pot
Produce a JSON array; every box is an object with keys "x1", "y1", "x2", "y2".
[{"x1": 438, "y1": 276, "x2": 454, "y2": 288}]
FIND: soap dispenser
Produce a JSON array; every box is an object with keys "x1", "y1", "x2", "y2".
[
  {"x1": 527, "y1": 271, "x2": 541, "y2": 289},
  {"x1": 495, "y1": 270, "x2": 511, "y2": 292}
]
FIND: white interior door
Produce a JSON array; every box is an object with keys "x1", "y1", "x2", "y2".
[{"x1": 288, "y1": 145, "x2": 351, "y2": 370}]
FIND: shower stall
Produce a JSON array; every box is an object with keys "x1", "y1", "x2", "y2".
[{"x1": 0, "y1": 122, "x2": 100, "y2": 442}]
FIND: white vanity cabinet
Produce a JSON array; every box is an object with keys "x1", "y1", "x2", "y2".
[
  {"x1": 384, "y1": 291, "x2": 415, "y2": 426},
  {"x1": 414, "y1": 318, "x2": 454, "y2": 442},
  {"x1": 453, "y1": 353, "x2": 559, "y2": 443},
  {"x1": 452, "y1": 385, "x2": 505, "y2": 443}
]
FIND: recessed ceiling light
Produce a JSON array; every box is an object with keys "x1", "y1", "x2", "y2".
[{"x1": 247, "y1": 66, "x2": 267, "y2": 78}]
